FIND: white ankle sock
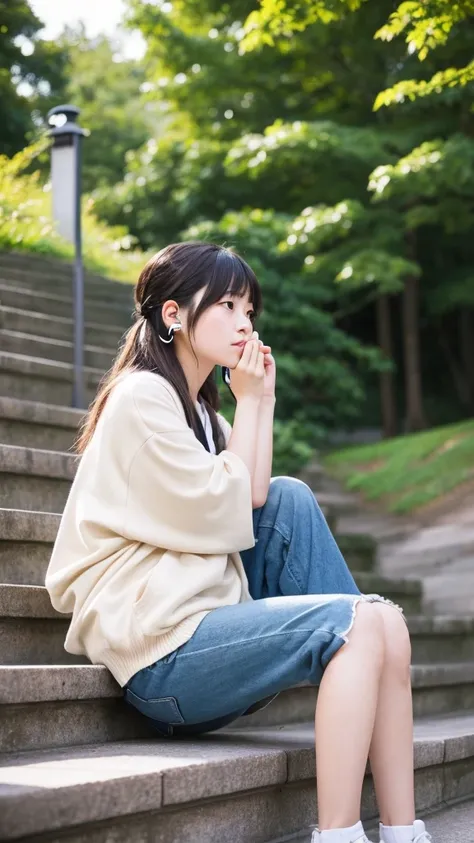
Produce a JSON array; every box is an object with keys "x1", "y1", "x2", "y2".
[
  {"x1": 318, "y1": 820, "x2": 365, "y2": 842},
  {"x1": 380, "y1": 822, "x2": 414, "y2": 843}
]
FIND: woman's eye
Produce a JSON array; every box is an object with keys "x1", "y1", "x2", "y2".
[{"x1": 223, "y1": 301, "x2": 255, "y2": 320}]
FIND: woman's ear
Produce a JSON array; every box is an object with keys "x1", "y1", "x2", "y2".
[{"x1": 162, "y1": 299, "x2": 181, "y2": 328}]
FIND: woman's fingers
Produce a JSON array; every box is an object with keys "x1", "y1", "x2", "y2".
[
  {"x1": 240, "y1": 340, "x2": 252, "y2": 363},
  {"x1": 250, "y1": 339, "x2": 261, "y2": 369},
  {"x1": 244, "y1": 333, "x2": 271, "y2": 368},
  {"x1": 252, "y1": 332, "x2": 271, "y2": 353}
]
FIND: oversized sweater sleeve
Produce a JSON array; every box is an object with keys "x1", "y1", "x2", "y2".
[{"x1": 123, "y1": 377, "x2": 255, "y2": 555}]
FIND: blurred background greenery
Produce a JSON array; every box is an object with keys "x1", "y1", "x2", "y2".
[{"x1": 2, "y1": 0, "x2": 474, "y2": 500}]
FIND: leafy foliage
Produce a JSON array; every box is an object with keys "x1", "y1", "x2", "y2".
[
  {"x1": 239, "y1": 0, "x2": 368, "y2": 52},
  {"x1": 368, "y1": 136, "x2": 474, "y2": 206},
  {"x1": 182, "y1": 209, "x2": 384, "y2": 436},
  {"x1": 47, "y1": 29, "x2": 159, "y2": 192},
  {"x1": 92, "y1": 0, "x2": 474, "y2": 438},
  {"x1": 374, "y1": 61, "x2": 474, "y2": 109},
  {"x1": 374, "y1": 1, "x2": 471, "y2": 61},
  {"x1": 0, "y1": 0, "x2": 67, "y2": 155},
  {"x1": 374, "y1": 0, "x2": 474, "y2": 106},
  {"x1": 0, "y1": 141, "x2": 149, "y2": 281},
  {"x1": 225, "y1": 119, "x2": 397, "y2": 206},
  {"x1": 3, "y1": 0, "x2": 474, "y2": 472}
]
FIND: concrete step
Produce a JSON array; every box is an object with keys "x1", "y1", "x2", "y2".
[
  {"x1": 0, "y1": 664, "x2": 153, "y2": 753},
  {"x1": 0, "y1": 282, "x2": 133, "y2": 327},
  {"x1": 380, "y1": 526, "x2": 474, "y2": 617},
  {"x1": 0, "y1": 251, "x2": 78, "y2": 272},
  {"x1": 0, "y1": 444, "x2": 76, "y2": 512},
  {"x1": 0, "y1": 251, "x2": 134, "y2": 291},
  {"x1": 0, "y1": 583, "x2": 466, "y2": 665},
  {"x1": 0, "y1": 350, "x2": 102, "y2": 405},
  {"x1": 1, "y1": 712, "x2": 474, "y2": 842},
  {"x1": 354, "y1": 571, "x2": 423, "y2": 614},
  {"x1": 297, "y1": 461, "x2": 344, "y2": 494},
  {"x1": 367, "y1": 798, "x2": 474, "y2": 843},
  {"x1": 297, "y1": 798, "x2": 474, "y2": 843},
  {"x1": 299, "y1": 465, "x2": 419, "y2": 552},
  {"x1": 312, "y1": 490, "x2": 358, "y2": 517},
  {"x1": 336, "y1": 512, "x2": 418, "y2": 548},
  {"x1": 0, "y1": 505, "x2": 422, "y2": 608},
  {"x1": 0, "y1": 502, "x2": 423, "y2": 613},
  {"x1": 0, "y1": 396, "x2": 83, "y2": 451},
  {"x1": 0, "y1": 270, "x2": 134, "y2": 306},
  {"x1": 379, "y1": 524, "x2": 474, "y2": 574},
  {"x1": 0, "y1": 265, "x2": 134, "y2": 302},
  {"x1": 424, "y1": 562, "x2": 474, "y2": 616},
  {"x1": 335, "y1": 532, "x2": 377, "y2": 572},
  {"x1": 0, "y1": 508, "x2": 59, "y2": 585},
  {"x1": 0, "y1": 251, "x2": 134, "y2": 295},
  {"x1": 2, "y1": 656, "x2": 474, "y2": 754},
  {"x1": 0, "y1": 250, "x2": 130, "y2": 282},
  {"x1": 0, "y1": 303, "x2": 125, "y2": 346},
  {"x1": 0, "y1": 327, "x2": 116, "y2": 370}
]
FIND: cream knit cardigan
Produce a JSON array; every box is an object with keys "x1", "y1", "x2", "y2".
[{"x1": 45, "y1": 370, "x2": 255, "y2": 687}]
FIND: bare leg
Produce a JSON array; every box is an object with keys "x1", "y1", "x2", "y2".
[
  {"x1": 315, "y1": 601, "x2": 385, "y2": 830},
  {"x1": 369, "y1": 604, "x2": 416, "y2": 827}
]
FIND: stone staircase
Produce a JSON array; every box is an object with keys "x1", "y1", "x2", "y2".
[{"x1": 1, "y1": 250, "x2": 474, "y2": 842}]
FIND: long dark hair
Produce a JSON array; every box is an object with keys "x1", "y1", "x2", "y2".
[{"x1": 74, "y1": 241, "x2": 263, "y2": 455}]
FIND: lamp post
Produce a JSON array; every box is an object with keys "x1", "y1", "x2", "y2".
[{"x1": 47, "y1": 104, "x2": 88, "y2": 409}]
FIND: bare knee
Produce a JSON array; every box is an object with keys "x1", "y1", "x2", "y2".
[
  {"x1": 375, "y1": 602, "x2": 412, "y2": 680},
  {"x1": 346, "y1": 600, "x2": 386, "y2": 668}
]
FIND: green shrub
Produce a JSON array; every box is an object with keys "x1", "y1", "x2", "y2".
[{"x1": 0, "y1": 140, "x2": 150, "y2": 283}]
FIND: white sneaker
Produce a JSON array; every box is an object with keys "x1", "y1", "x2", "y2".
[
  {"x1": 379, "y1": 819, "x2": 433, "y2": 843},
  {"x1": 312, "y1": 829, "x2": 370, "y2": 842}
]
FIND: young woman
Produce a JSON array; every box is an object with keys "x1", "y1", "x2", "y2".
[{"x1": 46, "y1": 242, "x2": 432, "y2": 843}]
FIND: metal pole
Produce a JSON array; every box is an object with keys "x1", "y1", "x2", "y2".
[
  {"x1": 72, "y1": 130, "x2": 85, "y2": 409},
  {"x1": 47, "y1": 103, "x2": 88, "y2": 410}
]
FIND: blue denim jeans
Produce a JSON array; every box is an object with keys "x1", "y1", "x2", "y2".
[{"x1": 123, "y1": 476, "x2": 405, "y2": 738}]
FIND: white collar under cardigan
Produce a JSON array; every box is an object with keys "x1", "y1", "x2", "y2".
[{"x1": 45, "y1": 369, "x2": 256, "y2": 687}]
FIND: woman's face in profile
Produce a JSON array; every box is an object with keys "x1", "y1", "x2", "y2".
[{"x1": 190, "y1": 287, "x2": 256, "y2": 369}]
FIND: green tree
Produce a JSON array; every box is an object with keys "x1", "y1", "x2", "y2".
[
  {"x1": 369, "y1": 135, "x2": 474, "y2": 414},
  {"x1": 103, "y1": 0, "x2": 414, "y2": 437},
  {"x1": 234, "y1": 0, "x2": 474, "y2": 433},
  {"x1": 34, "y1": 26, "x2": 162, "y2": 192},
  {"x1": 0, "y1": 0, "x2": 67, "y2": 155},
  {"x1": 93, "y1": 1, "x2": 395, "y2": 448},
  {"x1": 182, "y1": 208, "x2": 385, "y2": 443},
  {"x1": 374, "y1": 0, "x2": 474, "y2": 109},
  {"x1": 94, "y1": 0, "x2": 474, "y2": 443},
  {"x1": 99, "y1": 0, "x2": 405, "y2": 246}
]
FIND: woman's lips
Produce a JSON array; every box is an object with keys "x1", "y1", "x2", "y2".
[{"x1": 232, "y1": 341, "x2": 246, "y2": 347}]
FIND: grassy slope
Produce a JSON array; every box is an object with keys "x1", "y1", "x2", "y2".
[{"x1": 323, "y1": 419, "x2": 474, "y2": 514}]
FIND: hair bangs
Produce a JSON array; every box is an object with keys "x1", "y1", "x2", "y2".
[{"x1": 198, "y1": 249, "x2": 263, "y2": 318}]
